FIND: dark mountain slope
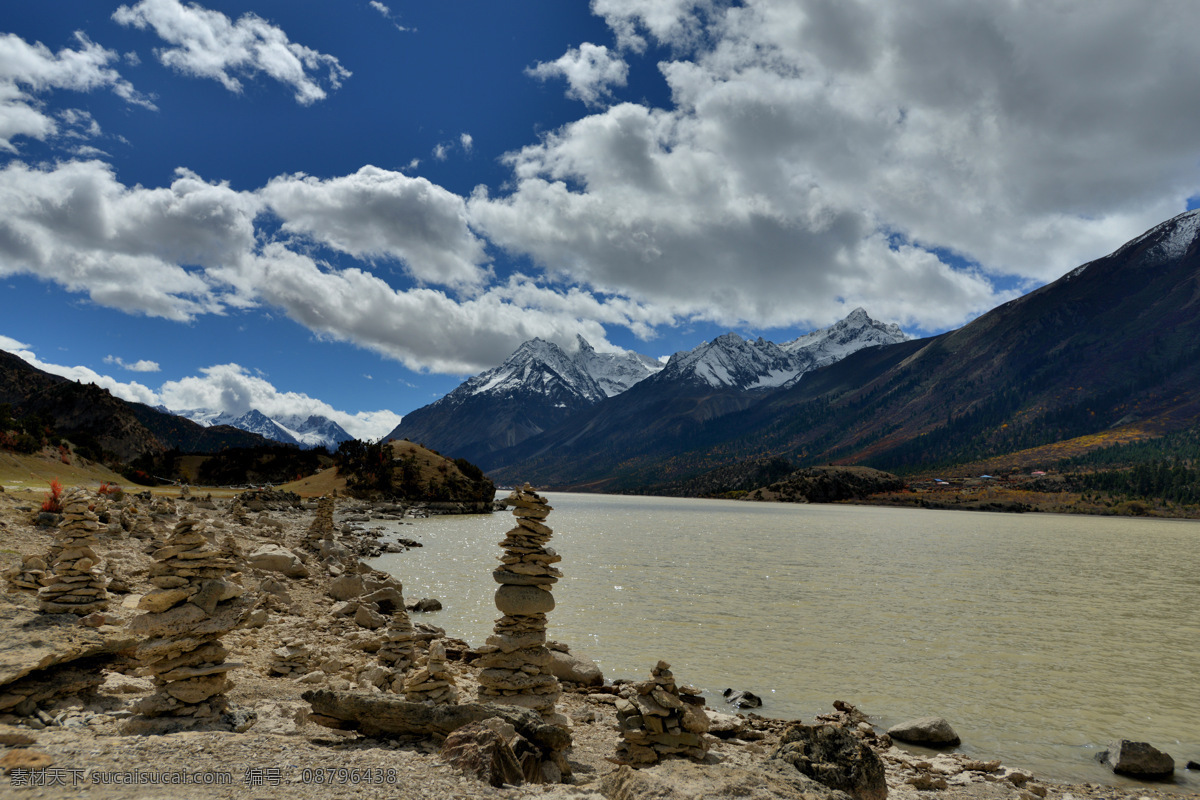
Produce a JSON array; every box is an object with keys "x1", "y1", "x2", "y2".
[{"x1": 1, "y1": 350, "x2": 271, "y2": 461}]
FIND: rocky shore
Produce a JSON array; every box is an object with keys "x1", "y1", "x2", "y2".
[{"x1": 0, "y1": 483, "x2": 1196, "y2": 800}]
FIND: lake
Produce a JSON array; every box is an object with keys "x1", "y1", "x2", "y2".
[{"x1": 371, "y1": 493, "x2": 1199, "y2": 789}]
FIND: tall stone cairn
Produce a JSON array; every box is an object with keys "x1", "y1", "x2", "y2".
[
  {"x1": 37, "y1": 488, "x2": 110, "y2": 614},
  {"x1": 125, "y1": 514, "x2": 251, "y2": 732},
  {"x1": 476, "y1": 484, "x2": 562, "y2": 716},
  {"x1": 613, "y1": 660, "x2": 710, "y2": 765},
  {"x1": 305, "y1": 495, "x2": 335, "y2": 549}
]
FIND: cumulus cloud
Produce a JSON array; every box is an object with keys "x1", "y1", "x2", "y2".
[
  {"x1": 460, "y1": 132, "x2": 473, "y2": 152},
  {"x1": 259, "y1": 166, "x2": 490, "y2": 289},
  {"x1": 0, "y1": 160, "x2": 256, "y2": 320},
  {"x1": 527, "y1": 43, "x2": 628, "y2": 107},
  {"x1": 157, "y1": 363, "x2": 400, "y2": 440},
  {"x1": 113, "y1": 0, "x2": 350, "y2": 104},
  {"x1": 104, "y1": 355, "x2": 161, "y2": 372},
  {"x1": 0, "y1": 31, "x2": 154, "y2": 151},
  {"x1": 470, "y1": 0, "x2": 1200, "y2": 331}
]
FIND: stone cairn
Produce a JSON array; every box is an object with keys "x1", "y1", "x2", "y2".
[
  {"x1": 402, "y1": 639, "x2": 458, "y2": 703},
  {"x1": 305, "y1": 495, "x2": 335, "y2": 549},
  {"x1": 476, "y1": 484, "x2": 562, "y2": 717},
  {"x1": 377, "y1": 603, "x2": 418, "y2": 676},
  {"x1": 269, "y1": 638, "x2": 313, "y2": 678},
  {"x1": 125, "y1": 514, "x2": 251, "y2": 733},
  {"x1": 5, "y1": 555, "x2": 47, "y2": 594},
  {"x1": 613, "y1": 660, "x2": 710, "y2": 765},
  {"x1": 37, "y1": 488, "x2": 110, "y2": 615}
]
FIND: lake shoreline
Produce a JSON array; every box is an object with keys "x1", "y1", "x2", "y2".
[{"x1": 0, "y1": 487, "x2": 1196, "y2": 799}]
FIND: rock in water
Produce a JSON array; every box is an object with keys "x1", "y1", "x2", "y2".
[
  {"x1": 886, "y1": 716, "x2": 961, "y2": 747},
  {"x1": 771, "y1": 722, "x2": 888, "y2": 800},
  {"x1": 475, "y1": 484, "x2": 563, "y2": 719},
  {"x1": 1097, "y1": 739, "x2": 1175, "y2": 777}
]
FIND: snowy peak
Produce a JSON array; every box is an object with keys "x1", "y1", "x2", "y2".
[
  {"x1": 171, "y1": 408, "x2": 352, "y2": 449},
  {"x1": 780, "y1": 307, "x2": 911, "y2": 372},
  {"x1": 1120, "y1": 208, "x2": 1200, "y2": 266},
  {"x1": 457, "y1": 336, "x2": 662, "y2": 404},
  {"x1": 660, "y1": 309, "x2": 910, "y2": 390},
  {"x1": 462, "y1": 338, "x2": 606, "y2": 404},
  {"x1": 570, "y1": 334, "x2": 663, "y2": 397},
  {"x1": 661, "y1": 333, "x2": 799, "y2": 390}
]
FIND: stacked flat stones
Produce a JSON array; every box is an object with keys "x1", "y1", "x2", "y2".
[
  {"x1": 269, "y1": 639, "x2": 312, "y2": 678},
  {"x1": 402, "y1": 640, "x2": 458, "y2": 703},
  {"x1": 37, "y1": 488, "x2": 110, "y2": 615},
  {"x1": 476, "y1": 485, "x2": 561, "y2": 715},
  {"x1": 306, "y1": 496, "x2": 335, "y2": 548},
  {"x1": 5, "y1": 555, "x2": 46, "y2": 594},
  {"x1": 377, "y1": 605, "x2": 418, "y2": 676},
  {"x1": 614, "y1": 661, "x2": 710, "y2": 765},
  {"x1": 126, "y1": 515, "x2": 248, "y2": 730}
]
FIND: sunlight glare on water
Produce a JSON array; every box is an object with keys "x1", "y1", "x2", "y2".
[{"x1": 371, "y1": 493, "x2": 1200, "y2": 789}]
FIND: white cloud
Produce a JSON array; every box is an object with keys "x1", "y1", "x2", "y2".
[
  {"x1": 369, "y1": 1, "x2": 391, "y2": 16},
  {"x1": 527, "y1": 43, "x2": 628, "y2": 107},
  {"x1": 104, "y1": 355, "x2": 161, "y2": 372},
  {"x1": 158, "y1": 363, "x2": 400, "y2": 440},
  {"x1": 460, "y1": 132, "x2": 473, "y2": 152},
  {"x1": 113, "y1": 0, "x2": 350, "y2": 105},
  {"x1": 0, "y1": 31, "x2": 154, "y2": 152},
  {"x1": 470, "y1": 0, "x2": 1200, "y2": 331},
  {"x1": 0, "y1": 160, "x2": 257, "y2": 321},
  {"x1": 432, "y1": 143, "x2": 448, "y2": 161},
  {"x1": 259, "y1": 166, "x2": 490, "y2": 289}
]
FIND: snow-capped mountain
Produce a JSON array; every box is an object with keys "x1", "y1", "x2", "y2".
[
  {"x1": 172, "y1": 408, "x2": 353, "y2": 450},
  {"x1": 383, "y1": 336, "x2": 663, "y2": 464},
  {"x1": 571, "y1": 335, "x2": 663, "y2": 397},
  {"x1": 659, "y1": 309, "x2": 910, "y2": 391},
  {"x1": 659, "y1": 333, "x2": 803, "y2": 390}
]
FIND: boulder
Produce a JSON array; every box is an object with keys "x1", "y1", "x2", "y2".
[
  {"x1": 547, "y1": 649, "x2": 603, "y2": 687},
  {"x1": 723, "y1": 688, "x2": 763, "y2": 709},
  {"x1": 328, "y1": 574, "x2": 364, "y2": 601},
  {"x1": 440, "y1": 721, "x2": 525, "y2": 787},
  {"x1": 772, "y1": 723, "x2": 887, "y2": 800},
  {"x1": 409, "y1": 598, "x2": 443, "y2": 613},
  {"x1": 886, "y1": 716, "x2": 961, "y2": 747},
  {"x1": 247, "y1": 545, "x2": 308, "y2": 578},
  {"x1": 1097, "y1": 740, "x2": 1175, "y2": 777},
  {"x1": 600, "y1": 760, "x2": 849, "y2": 800}
]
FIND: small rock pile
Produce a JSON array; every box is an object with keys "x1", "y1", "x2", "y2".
[
  {"x1": 613, "y1": 660, "x2": 710, "y2": 765},
  {"x1": 125, "y1": 514, "x2": 252, "y2": 733},
  {"x1": 37, "y1": 488, "x2": 110, "y2": 615},
  {"x1": 5, "y1": 555, "x2": 47, "y2": 594},
  {"x1": 120, "y1": 504, "x2": 155, "y2": 540},
  {"x1": 476, "y1": 485, "x2": 562, "y2": 717},
  {"x1": 402, "y1": 640, "x2": 458, "y2": 703},
  {"x1": 268, "y1": 638, "x2": 313, "y2": 678}
]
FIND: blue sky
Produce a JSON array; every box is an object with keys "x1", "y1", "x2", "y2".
[{"x1": 4, "y1": 1, "x2": 1200, "y2": 439}]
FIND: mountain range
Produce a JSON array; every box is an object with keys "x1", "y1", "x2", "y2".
[
  {"x1": 483, "y1": 208, "x2": 1200, "y2": 490},
  {"x1": 171, "y1": 408, "x2": 354, "y2": 451},
  {"x1": 385, "y1": 309, "x2": 909, "y2": 465},
  {"x1": 3, "y1": 207, "x2": 1198, "y2": 489}
]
